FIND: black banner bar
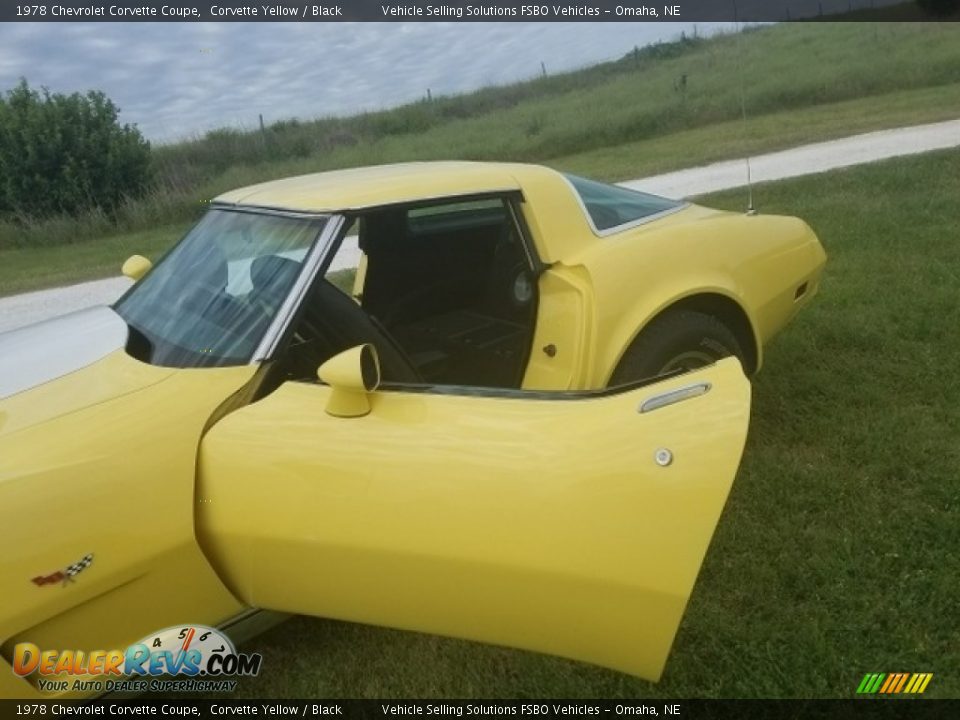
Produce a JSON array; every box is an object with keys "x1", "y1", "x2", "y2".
[
  {"x1": 1, "y1": 700, "x2": 958, "y2": 720},
  {"x1": 1, "y1": 0, "x2": 957, "y2": 23}
]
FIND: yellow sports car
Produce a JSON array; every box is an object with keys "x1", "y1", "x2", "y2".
[{"x1": 0, "y1": 162, "x2": 825, "y2": 698}]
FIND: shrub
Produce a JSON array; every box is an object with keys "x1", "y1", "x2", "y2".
[{"x1": 0, "y1": 79, "x2": 151, "y2": 219}]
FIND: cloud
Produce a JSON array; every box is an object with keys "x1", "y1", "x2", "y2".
[{"x1": 0, "y1": 21, "x2": 732, "y2": 143}]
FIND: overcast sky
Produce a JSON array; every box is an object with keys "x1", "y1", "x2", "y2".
[{"x1": 0, "y1": 22, "x2": 738, "y2": 143}]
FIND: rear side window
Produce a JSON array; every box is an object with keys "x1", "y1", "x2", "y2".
[{"x1": 565, "y1": 174, "x2": 682, "y2": 233}]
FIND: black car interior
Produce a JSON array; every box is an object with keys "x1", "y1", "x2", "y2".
[{"x1": 273, "y1": 197, "x2": 538, "y2": 389}]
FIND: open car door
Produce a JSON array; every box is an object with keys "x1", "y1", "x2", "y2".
[{"x1": 196, "y1": 355, "x2": 750, "y2": 681}]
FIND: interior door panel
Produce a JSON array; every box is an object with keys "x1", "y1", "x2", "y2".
[{"x1": 196, "y1": 357, "x2": 750, "y2": 681}]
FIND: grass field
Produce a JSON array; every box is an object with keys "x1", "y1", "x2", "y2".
[
  {"x1": 2, "y1": 21, "x2": 960, "y2": 278},
  {"x1": 0, "y1": 225, "x2": 190, "y2": 297},
  {"x1": 171, "y1": 148, "x2": 957, "y2": 700},
  {"x1": 4, "y1": 79, "x2": 960, "y2": 296}
]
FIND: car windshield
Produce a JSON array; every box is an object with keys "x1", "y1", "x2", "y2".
[
  {"x1": 114, "y1": 209, "x2": 328, "y2": 368},
  {"x1": 565, "y1": 174, "x2": 682, "y2": 232}
]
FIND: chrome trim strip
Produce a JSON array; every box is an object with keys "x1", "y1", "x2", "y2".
[
  {"x1": 638, "y1": 381, "x2": 712, "y2": 413},
  {"x1": 251, "y1": 215, "x2": 344, "y2": 362},
  {"x1": 209, "y1": 203, "x2": 333, "y2": 220},
  {"x1": 506, "y1": 197, "x2": 544, "y2": 273},
  {"x1": 591, "y1": 203, "x2": 690, "y2": 237},
  {"x1": 212, "y1": 187, "x2": 521, "y2": 216},
  {"x1": 217, "y1": 608, "x2": 291, "y2": 644},
  {"x1": 559, "y1": 175, "x2": 690, "y2": 238}
]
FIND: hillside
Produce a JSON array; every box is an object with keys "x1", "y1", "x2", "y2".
[{"x1": 1, "y1": 21, "x2": 960, "y2": 291}]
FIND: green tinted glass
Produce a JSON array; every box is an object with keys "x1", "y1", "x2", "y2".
[{"x1": 565, "y1": 174, "x2": 681, "y2": 232}]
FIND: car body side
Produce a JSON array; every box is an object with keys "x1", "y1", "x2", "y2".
[
  {"x1": 0, "y1": 161, "x2": 824, "y2": 697},
  {"x1": 218, "y1": 162, "x2": 825, "y2": 391},
  {"x1": 506, "y1": 164, "x2": 826, "y2": 390}
]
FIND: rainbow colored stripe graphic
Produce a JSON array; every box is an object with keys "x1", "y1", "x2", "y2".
[{"x1": 857, "y1": 672, "x2": 933, "y2": 695}]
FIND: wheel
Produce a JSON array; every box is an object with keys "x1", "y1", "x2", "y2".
[{"x1": 608, "y1": 310, "x2": 744, "y2": 385}]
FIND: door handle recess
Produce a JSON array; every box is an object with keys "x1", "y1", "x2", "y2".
[{"x1": 638, "y1": 382, "x2": 711, "y2": 413}]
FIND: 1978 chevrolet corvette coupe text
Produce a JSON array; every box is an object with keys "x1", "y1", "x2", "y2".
[{"x1": 0, "y1": 162, "x2": 825, "y2": 697}]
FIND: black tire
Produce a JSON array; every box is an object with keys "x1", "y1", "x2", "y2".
[{"x1": 609, "y1": 310, "x2": 744, "y2": 385}]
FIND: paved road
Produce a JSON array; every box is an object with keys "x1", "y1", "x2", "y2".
[{"x1": 1, "y1": 118, "x2": 958, "y2": 334}]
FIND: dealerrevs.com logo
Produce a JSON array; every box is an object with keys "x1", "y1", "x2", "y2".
[{"x1": 12, "y1": 625, "x2": 262, "y2": 694}]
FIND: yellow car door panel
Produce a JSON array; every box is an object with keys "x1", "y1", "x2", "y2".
[{"x1": 196, "y1": 357, "x2": 750, "y2": 681}]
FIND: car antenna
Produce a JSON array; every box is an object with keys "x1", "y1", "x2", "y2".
[{"x1": 733, "y1": 8, "x2": 757, "y2": 215}]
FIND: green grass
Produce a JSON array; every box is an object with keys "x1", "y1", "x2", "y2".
[
  {"x1": 2, "y1": 22, "x2": 960, "y2": 257},
  {"x1": 553, "y1": 82, "x2": 960, "y2": 180},
  {"x1": 0, "y1": 224, "x2": 189, "y2": 296},
  {"x1": 186, "y1": 149, "x2": 960, "y2": 699},
  {"x1": 147, "y1": 22, "x2": 960, "y2": 184},
  {"x1": 5, "y1": 74, "x2": 960, "y2": 297}
]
